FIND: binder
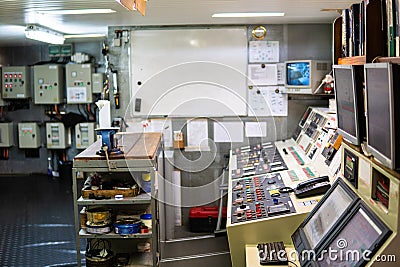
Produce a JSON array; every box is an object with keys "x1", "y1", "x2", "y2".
[
  {"x1": 342, "y1": 8, "x2": 350, "y2": 57},
  {"x1": 351, "y1": 3, "x2": 361, "y2": 56}
]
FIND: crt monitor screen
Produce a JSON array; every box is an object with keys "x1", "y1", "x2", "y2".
[
  {"x1": 317, "y1": 202, "x2": 392, "y2": 267},
  {"x1": 302, "y1": 179, "x2": 356, "y2": 249},
  {"x1": 365, "y1": 64, "x2": 391, "y2": 159},
  {"x1": 334, "y1": 67, "x2": 357, "y2": 139},
  {"x1": 287, "y1": 62, "x2": 311, "y2": 86}
]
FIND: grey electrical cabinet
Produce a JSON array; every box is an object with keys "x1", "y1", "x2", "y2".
[
  {"x1": 75, "y1": 122, "x2": 96, "y2": 149},
  {"x1": 2, "y1": 66, "x2": 31, "y2": 99},
  {"x1": 34, "y1": 65, "x2": 65, "y2": 104},
  {"x1": 46, "y1": 122, "x2": 70, "y2": 149},
  {"x1": 18, "y1": 122, "x2": 41, "y2": 148},
  {"x1": 66, "y1": 64, "x2": 93, "y2": 104},
  {"x1": 0, "y1": 122, "x2": 14, "y2": 147}
]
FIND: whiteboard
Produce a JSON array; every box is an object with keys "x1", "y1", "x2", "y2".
[{"x1": 130, "y1": 28, "x2": 248, "y2": 117}]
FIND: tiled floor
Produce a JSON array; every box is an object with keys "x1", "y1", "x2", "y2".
[{"x1": 0, "y1": 174, "x2": 79, "y2": 267}]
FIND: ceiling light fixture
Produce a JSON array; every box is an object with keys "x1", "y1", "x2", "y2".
[
  {"x1": 36, "y1": 9, "x2": 116, "y2": 15},
  {"x1": 212, "y1": 12, "x2": 285, "y2": 18},
  {"x1": 64, "y1": 33, "x2": 106, "y2": 39},
  {"x1": 25, "y1": 25, "x2": 65, "y2": 44}
]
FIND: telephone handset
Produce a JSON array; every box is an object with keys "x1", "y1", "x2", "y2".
[{"x1": 294, "y1": 175, "x2": 331, "y2": 198}]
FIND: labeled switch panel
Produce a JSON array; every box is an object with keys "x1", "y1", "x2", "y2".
[
  {"x1": 66, "y1": 64, "x2": 93, "y2": 103},
  {"x1": 46, "y1": 122, "x2": 70, "y2": 149},
  {"x1": 0, "y1": 122, "x2": 14, "y2": 147},
  {"x1": 18, "y1": 122, "x2": 41, "y2": 148},
  {"x1": 34, "y1": 65, "x2": 65, "y2": 104},
  {"x1": 75, "y1": 122, "x2": 96, "y2": 149},
  {"x1": 2, "y1": 66, "x2": 31, "y2": 99},
  {"x1": 92, "y1": 73, "x2": 104, "y2": 94}
]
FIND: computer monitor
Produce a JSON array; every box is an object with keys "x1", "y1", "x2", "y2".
[
  {"x1": 315, "y1": 201, "x2": 392, "y2": 267},
  {"x1": 333, "y1": 65, "x2": 366, "y2": 145},
  {"x1": 292, "y1": 179, "x2": 358, "y2": 265},
  {"x1": 364, "y1": 63, "x2": 400, "y2": 169},
  {"x1": 284, "y1": 60, "x2": 331, "y2": 94}
]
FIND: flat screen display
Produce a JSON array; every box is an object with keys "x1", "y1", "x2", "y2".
[
  {"x1": 335, "y1": 68, "x2": 357, "y2": 137},
  {"x1": 318, "y1": 206, "x2": 390, "y2": 267},
  {"x1": 365, "y1": 66, "x2": 391, "y2": 159},
  {"x1": 303, "y1": 183, "x2": 354, "y2": 249},
  {"x1": 287, "y1": 62, "x2": 311, "y2": 86}
]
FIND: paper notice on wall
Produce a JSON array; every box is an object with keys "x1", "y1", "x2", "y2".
[
  {"x1": 249, "y1": 41, "x2": 280, "y2": 63},
  {"x1": 213, "y1": 121, "x2": 244, "y2": 142},
  {"x1": 248, "y1": 64, "x2": 278, "y2": 85},
  {"x1": 277, "y1": 63, "x2": 286, "y2": 85},
  {"x1": 186, "y1": 119, "x2": 209, "y2": 149},
  {"x1": 248, "y1": 86, "x2": 288, "y2": 116},
  {"x1": 245, "y1": 122, "x2": 267, "y2": 137},
  {"x1": 67, "y1": 87, "x2": 87, "y2": 103}
]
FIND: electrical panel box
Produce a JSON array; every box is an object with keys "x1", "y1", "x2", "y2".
[
  {"x1": 92, "y1": 73, "x2": 104, "y2": 94},
  {"x1": 18, "y1": 122, "x2": 41, "y2": 148},
  {"x1": 75, "y1": 122, "x2": 96, "y2": 149},
  {"x1": 0, "y1": 122, "x2": 14, "y2": 147},
  {"x1": 2, "y1": 66, "x2": 31, "y2": 99},
  {"x1": 66, "y1": 64, "x2": 93, "y2": 104},
  {"x1": 46, "y1": 122, "x2": 71, "y2": 149},
  {"x1": 34, "y1": 65, "x2": 65, "y2": 104}
]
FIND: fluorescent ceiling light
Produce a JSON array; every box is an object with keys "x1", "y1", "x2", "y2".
[
  {"x1": 64, "y1": 34, "x2": 106, "y2": 39},
  {"x1": 212, "y1": 12, "x2": 285, "y2": 18},
  {"x1": 37, "y1": 9, "x2": 116, "y2": 15},
  {"x1": 25, "y1": 25, "x2": 65, "y2": 44}
]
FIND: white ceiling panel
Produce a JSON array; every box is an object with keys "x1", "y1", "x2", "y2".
[{"x1": 0, "y1": 0, "x2": 355, "y2": 46}]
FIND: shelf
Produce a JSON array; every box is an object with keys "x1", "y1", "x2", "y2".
[
  {"x1": 127, "y1": 252, "x2": 153, "y2": 266},
  {"x1": 338, "y1": 56, "x2": 366, "y2": 65},
  {"x1": 77, "y1": 193, "x2": 151, "y2": 205},
  {"x1": 377, "y1": 57, "x2": 400, "y2": 64},
  {"x1": 79, "y1": 229, "x2": 152, "y2": 239}
]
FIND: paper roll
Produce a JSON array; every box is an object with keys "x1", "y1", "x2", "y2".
[{"x1": 96, "y1": 100, "x2": 111, "y2": 128}]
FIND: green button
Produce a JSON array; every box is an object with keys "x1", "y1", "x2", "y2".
[{"x1": 49, "y1": 86, "x2": 53, "y2": 90}]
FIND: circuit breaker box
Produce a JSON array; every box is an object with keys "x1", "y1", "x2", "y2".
[
  {"x1": 18, "y1": 122, "x2": 41, "y2": 148},
  {"x1": 92, "y1": 73, "x2": 104, "y2": 94},
  {"x1": 46, "y1": 122, "x2": 71, "y2": 149},
  {"x1": 66, "y1": 64, "x2": 93, "y2": 103},
  {"x1": 34, "y1": 65, "x2": 65, "y2": 104},
  {"x1": 2, "y1": 66, "x2": 31, "y2": 99},
  {"x1": 0, "y1": 122, "x2": 14, "y2": 147},
  {"x1": 75, "y1": 122, "x2": 96, "y2": 149}
]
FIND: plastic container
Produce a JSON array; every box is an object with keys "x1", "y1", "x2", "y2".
[
  {"x1": 189, "y1": 206, "x2": 227, "y2": 232},
  {"x1": 140, "y1": 214, "x2": 152, "y2": 229},
  {"x1": 114, "y1": 218, "x2": 141, "y2": 235},
  {"x1": 141, "y1": 173, "x2": 151, "y2": 193}
]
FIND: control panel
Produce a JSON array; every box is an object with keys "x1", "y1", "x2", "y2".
[
  {"x1": 46, "y1": 122, "x2": 70, "y2": 149},
  {"x1": 343, "y1": 148, "x2": 358, "y2": 189},
  {"x1": 230, "y1": 173, "x2": 296, "y2": 224},
  {"x1": 66, "y1": 63, "x2": 93, "y2": 104},
  {"x1": 231, "y1": 143, "x2": 287, "y2": 179},
  {"x1": 0, "y1": 122, "x2": 14, "y2": 147},
  {"x1": 33, "y1": 65, "x2": 64, "y2": 104},
  {"x1": 2, "y1": 66, "x2": 31, "y2": 99},
  {"x1": 18, "y1": 122, "x2": 41, "y2": 148},
  {"x1": 75, "y1": 122, "x2": 96, "y2": 149}
]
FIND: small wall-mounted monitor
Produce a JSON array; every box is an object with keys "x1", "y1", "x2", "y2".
[
  {"x1": 364, "y1": 63, "x2": 400, "y2": 170},
  {"x1": 283, "y1": 60, "x2": 331, "y2": 94},
  {"x1": 333, "y1": 64, "x2": 366, "y2": 145}
]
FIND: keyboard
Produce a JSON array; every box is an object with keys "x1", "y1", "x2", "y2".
[{"x1": 257, "y1": 241, "x2": 288, "y2": 265}]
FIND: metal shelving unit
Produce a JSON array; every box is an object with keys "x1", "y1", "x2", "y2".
[{"x1": 72, "y1": 132, "x2": 163, "y2": 267}]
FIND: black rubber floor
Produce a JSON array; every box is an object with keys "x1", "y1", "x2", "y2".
[{"x1": 0, "y1": 174, "x2": 79, "y2": 267}]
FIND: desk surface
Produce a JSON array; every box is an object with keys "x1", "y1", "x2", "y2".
[{"x1": 74, "y1": 132, "x2": 162, "y2": 161}]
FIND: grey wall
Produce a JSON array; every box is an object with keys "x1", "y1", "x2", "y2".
[{"x1": 0, "y1": 24, "x2": 331, "y2": 183}]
